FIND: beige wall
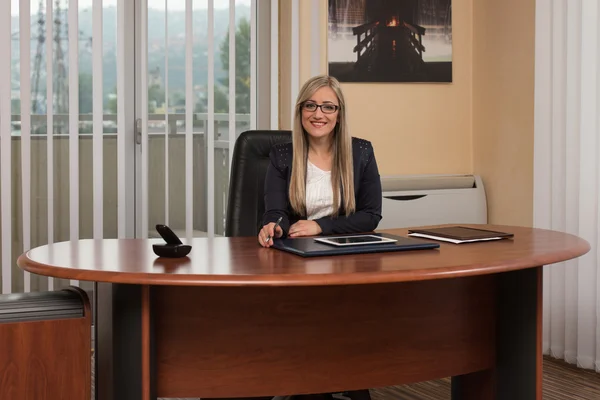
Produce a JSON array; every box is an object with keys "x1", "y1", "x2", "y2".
[
  {"x1": 278, "y1": 0, "x2": 292, "y2": 129},
  {"x1": 472, "y1": 0, "x2": 535, "y2": 226},
  {"x1": 283, "y1": 0, "x2": 472, "y2": 176},
  {"x1": 279, "y1": 0, "x2": 534, "y2": 226}
]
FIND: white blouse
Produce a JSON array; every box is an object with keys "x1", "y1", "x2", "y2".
[{"x1": 305, "y1": 161, "x2": 336, "y2": 220}]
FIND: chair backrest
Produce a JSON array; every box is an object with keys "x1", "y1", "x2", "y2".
[{"x1": 225, "y1": 130, "x2": 292, "y2": 237}]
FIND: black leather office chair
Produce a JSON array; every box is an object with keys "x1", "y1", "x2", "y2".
[
  {"x1": 225, "y1": 129, "x2": 292, "y2": 237},
  {"x1": 225, "y1": 130, "x2": 372, "y2": 400}
]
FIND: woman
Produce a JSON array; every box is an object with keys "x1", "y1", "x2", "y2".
[
  {"x1": 257, "y1": 74, "x2": 378, "y2": 400},
  {"x1": 258, "y1": 74, "x2": 382, "y2": 247}
]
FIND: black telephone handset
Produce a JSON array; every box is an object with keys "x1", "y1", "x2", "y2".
[
  {"x1": 152, "y1": 224, "x2": 191, "y2": 258},
  {"x1": 156, "y1": 224, "x2": 183, "y2": 245}
]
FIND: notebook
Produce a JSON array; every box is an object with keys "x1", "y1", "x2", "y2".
[{"x1": 407, "y1": 226, "x2": 514, "y2": 244}]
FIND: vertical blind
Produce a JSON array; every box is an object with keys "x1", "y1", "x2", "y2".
[
  {"x1": 45, "y1": 0, "x2": 55, "y2": 291},
  {"x1": 0, "y1": 0, "x2": 273, "y2": 295},
  {"x1": 534, "y1": 0, "x2": 600, "y2": 371},
  {"x1": 69, "y1": 0, "x2": 80, "y2": 287},
  {"x1": 1, "y1": 0, "x2": 12, "y2": 295},
  {"x1": 20, "y1": 0, "x2": 32, "y2": 292}
]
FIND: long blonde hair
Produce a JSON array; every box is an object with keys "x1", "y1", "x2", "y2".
[{"x1": 289, "y1": 75, "x2": 355, "y2": 217}]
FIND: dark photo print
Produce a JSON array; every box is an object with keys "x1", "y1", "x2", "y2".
[{"x1": 327, "y1": 0, "x2": 452, "y2": 83}]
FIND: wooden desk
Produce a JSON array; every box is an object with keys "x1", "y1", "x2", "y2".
[{"x1": 17, "y1": 225, "x2": 589, "y2": 400}]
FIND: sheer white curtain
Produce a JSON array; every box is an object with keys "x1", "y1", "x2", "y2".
[{"x1": 534, "y1": 0, "x2": 600, "y2": 371}]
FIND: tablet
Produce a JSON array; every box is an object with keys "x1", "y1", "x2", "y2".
[{"x1": 314, "y1": 234, "x2": 398, "y2": 247}]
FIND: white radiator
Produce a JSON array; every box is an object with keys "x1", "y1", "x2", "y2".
[{"x1": 377, "y1": 174, "x2": 487, "y2": 229}]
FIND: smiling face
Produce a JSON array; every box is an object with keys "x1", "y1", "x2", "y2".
[{"x1": 300, "y1": 86, "x2": 340, "y2": 142}]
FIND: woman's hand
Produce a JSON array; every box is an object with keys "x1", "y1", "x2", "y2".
[
  {"x1": 258, "y1": 222, "x2": 283, "y2": 247},
  {"x1": 289, "y1": 220, "x2": 322, "y2": 238}
]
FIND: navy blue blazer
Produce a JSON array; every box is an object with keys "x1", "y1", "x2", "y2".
[{"x1": 261, "y1": 137, "x2": 383, "y2": 237}]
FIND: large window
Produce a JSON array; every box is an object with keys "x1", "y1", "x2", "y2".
[{"x1": 0, "y1": 0, "x2": 277, "y2": 295}]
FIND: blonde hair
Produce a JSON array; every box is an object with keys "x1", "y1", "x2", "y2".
[{"x1": 289, "y1": 75, "x2": 355, "y2": 217}]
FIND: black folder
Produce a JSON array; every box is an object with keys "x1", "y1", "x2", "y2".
[
  {"x1": 272, "y1": 233, "x2": 439, "y2": 257},
  {"x1": 408, "y1": 226, "x2": 514, "y2": 244}
]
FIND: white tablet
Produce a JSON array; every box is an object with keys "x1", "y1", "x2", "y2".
[{"x1": 314, "y1": 235, "x2": 398, "y2": 247}]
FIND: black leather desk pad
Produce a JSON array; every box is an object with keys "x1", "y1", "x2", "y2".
[{"x1": 272, "y1": 233, "x2": 440, "y2": 257}]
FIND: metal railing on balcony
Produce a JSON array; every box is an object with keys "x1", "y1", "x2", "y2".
[
  {"x1": 10, "y1": 112, "x2": 251, "y2": 138},
  {"x1": 4, "y1": 112, "x2": 250, "y2": 294}
]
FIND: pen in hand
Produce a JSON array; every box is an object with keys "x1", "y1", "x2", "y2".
[{"x1": 266, "y1": 216, "x2": 283, "y2": 243}]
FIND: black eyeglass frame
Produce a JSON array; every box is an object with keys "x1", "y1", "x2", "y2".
[{"x1": 300, "y1": 101, "x2": 340, "y2": 114}]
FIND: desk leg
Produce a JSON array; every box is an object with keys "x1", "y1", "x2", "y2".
[
  {"x1": 451, "y1": 266, "x2": 542, "y2": 400},
  {"x1": 96, "y1": 283, "x2": 156, "y2": 400}
]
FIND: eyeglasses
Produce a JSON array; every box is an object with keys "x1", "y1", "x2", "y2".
[{"x1": 301, "y1": 102, "x2": 339, "y2": 114}]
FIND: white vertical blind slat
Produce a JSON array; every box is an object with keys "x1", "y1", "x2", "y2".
[
  {"x1": 577, "y1": 0, "x2": 599, "y2": 370},
  {"x1": 117, "y1": 0, "x2": 127, "y2": 238},
  {"x1": 270, "y1": 0, "x2": 279, "y2": 129},
  {"x1": 46, "y1": 0, "x2": 54, "y2": 291},
  {"x1": 0, "y1": 0, "x2": 11, "y2": 294},
  {"x1": 563, "y1": 0, "x2": 582, "y2": 365},
  {"x1": 69, "y1": 0, "x2": 80, "y2": 286},
  {"x1": 535, "y1": 0, "x2": 554, "y2": 355},
  {"x1": 164, "y1": 0, "x2": 170, "y2": 227},
  {"x1": 534, "y1": 3, "x2": 553, "y2": 232},
  {"x1": 20, "y1": 0, "x2": 32, "y2": 293},
  {"x1": 185, "y1": 0, "x2": 193, "y2": 240},
  {"x1": 93, "y1": 0, "x2": 104, "y2": 239},
  {"x1": 207, "y1": 0, "x2": 215, "y2": 237},
  {"x1": 228, "y1": 0, "x2": 235, "y2": 175},
  {"x1": 141, "y1": 0, "x2": 149, "y2": 238},
  {"x1": 250, "y1": 0, "x2": 256, "y2": 130},
  {"x1": 549, "y1": 0, "x2": 567, "y2": 359}
]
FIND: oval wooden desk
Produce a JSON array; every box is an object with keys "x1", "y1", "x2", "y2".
[{"x1": 18, "y1": 224, "x2": 590, "y2": 400}]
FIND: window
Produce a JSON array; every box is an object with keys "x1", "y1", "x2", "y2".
[{"x1": 0, "y1": 0, "x2": 278, "y2": 294}]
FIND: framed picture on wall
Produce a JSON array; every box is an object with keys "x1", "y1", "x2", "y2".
[{"x1": 327, "y1": 0, "x2": 453, "y2": 83}]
